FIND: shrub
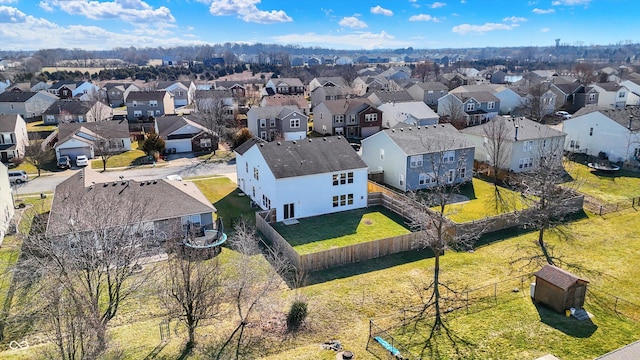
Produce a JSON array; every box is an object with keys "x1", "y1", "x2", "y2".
[
  {"x1": 286, "y1": 300, "x2": 308, "y2": 332},
  {"x1": 232, "y1": 128, "x2": 253, "y2": 149},
  {"x1": 141, "y1": 133, "x2": 165, "y2": 155}
]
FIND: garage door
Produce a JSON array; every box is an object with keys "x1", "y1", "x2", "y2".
[
  {"x1": 59, "y1": 147, "x2": 91, "y2": 160},
  {"x1": 166, "y1": 140, "x2": 192, "y2": 153}
]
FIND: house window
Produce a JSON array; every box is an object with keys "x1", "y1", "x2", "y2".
[
  {"x1": 428, "y1": 90, "x2": 434, "y2": 94},
  {"x1": 442, "y1": 150, "x2": 455, "y2": 164},
  {"x1": 334, "y1": 127, "x2": 344, "y2": 135},
  {"x1": 519, "y1": 157, "x2": 533, "y2": 169},
  {"x1": 200, "y1": 138, "x2": 212, "y2": 148},
  {"x1": 335, "y1": 115, "x2": 344, "y2": 123},
  {"x1": 332, "y1": 172, "x2": 354, "y2": 185},
  {"x1": 589, "y1": 127, "x2": 593, "y2": 136},
  {"x1": 133, "y1": 110, "x2": 142, "y2": 117},
  {"x1": 260, "y1": 131, "x2": 267, "y2": 140},
  {"x1": 253, "y1": 167, "x2": 259, "y2": 180},
  {"x1": 245, "y1": 162, "x2": 248, "y2": 173},
  {"x1": 340, "y1": 195, "x2": 346, "y2": 206},
  {"x1": 447, "y1": 169, "x2": 455, "y2": 184},
  {"x1": 619, "y1": 91, "x2": 626, "y2": 98},
  {"x1": 78, "y1": 116, "x2": 84, "y2": 122},
  {"x1": 399, "y1": 174, "x2": 404, "y2": 186},
  {"x1": 132, "y1": 101, "x2": 137, "y2": 107},
  {"x1": 149, "y1": 100, "x2": 158, "y2": 107},
  {"x1": 333, "y1": 195, "x2": 339, "y2": 207},
  {"x1": 10, "y1": 104, "x2": 14, "y2": 110},
  {"x1": 252, "y1": 186, "x2": 255, "y2": 197},
  {"x1": 290, "y1": 119, "x2": 300, "y2": 128},
  {"x1": 270, "y1": 118, "x2": 276, "y2": 127},
  {"x1": 260, "y1": 119, "x2": 266, "y2": 128},
  {"x1": 410, "y1": 155, "x2": 423, "y2": 168},
  {"x1": 347, "y1": 172, "x2": 353, "y2": 184},
  {"x1": 177, "y1": 91, "x2": 183, "y2": 96},
  {"x1": 459, "y1": 167, "x2": 466, "y2": 179},
  {"x1": 348, "y1": 193, "x2": 354, "y2": 205},
  {"x1": 466, "y1": 102, "x2": 475, "y2": 111},
  {"x1": 380, "y1": 148, "x2": 385, "y2": 161},
  {"x1": 487, "y1": 102, "x2": 495, "y2": 110},
  {"x1": 589, "y1": 93, "x2": 596, "y2": 102},
  {"x1": 365, "y1": 113, "x2": 378, "y2": 122},
  {"x1": 419, "y1": 173, "x2": 433, "y2": 185},
  {"x1": 524, "y1": 140, "x2": 534, "y2": 152},
  {"x1": 634, "y1": 147, "x2": 640, "y2": 160},
  {"x1": 333, "y1": 194, "x2": 354, "y2": 207}
]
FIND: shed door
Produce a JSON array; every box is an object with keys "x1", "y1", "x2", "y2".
[{"x1": 573, "y1": 285, "x2": 586, "y2": 308}]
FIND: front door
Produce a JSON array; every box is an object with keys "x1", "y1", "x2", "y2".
[{"x1": 283, "y1": 203, "x2": 295, "y2": 219}]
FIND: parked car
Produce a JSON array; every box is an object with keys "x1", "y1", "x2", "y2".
[
  {"x1": 8, "y1": 170, "x2": 28, "y2": 184},
  {"x1": 555, "y1": 111, "x2": 572, "y2": 120},
  {"x1": 75, "y1": 155, "x2": 89, "y2": 167},
  {"x1": 57, "y1": 155, "x2": 71, "y2": 169}
]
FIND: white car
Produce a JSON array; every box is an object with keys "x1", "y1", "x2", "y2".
[
  {"x1": 555, "y1": 111, "x2": 572, "y2": 120},
  {"x1": 75, "y1": 155, "x2": 89, "y2": 167}
]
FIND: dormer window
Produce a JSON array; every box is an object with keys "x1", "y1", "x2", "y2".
[{"x1": 466, "y1": 102, "x2": 475, "y2": 112}]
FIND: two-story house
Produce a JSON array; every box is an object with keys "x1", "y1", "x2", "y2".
[
  {"x1": 308, "y1": 76, "x2": 349, "y2": 93},
  {"x1": 437, "y1": 91, "x2": 500, "y2": 126},
  {"x1": 54, "y1": 119, "x2": 131, "y2": 161},
  {"x1": 461, "y1": 116, "x2": 566, "y2": 173},
  {"x1": 550, "y1": 82, "x2": 584, "y2": 111},
  {"x1": 309, "y1": 86, "x2": 350, "y2": 108},
  {"x1": 157, "y1": 81, "x2": 196, "y2": 107},
  {"x1": 42, "y1": 99, "x2": 113, "y2": 124},
  {"x1": 361, "y1": 124, "x2": 475, "y2": 192},
  {"x1": 366, "y1": 90, "x2": 415, "y2": 107},
  {"x1": 406, "y1": 82, "x2": 449, "y2": 109},
  {"x1": 193, "y1": 89, "x2": 236, "y2": 125},
  {"x1": 247, "y1": 106, "x2": 308, "y2": 142},
  {"x1": 449, "y1": 84, "x2": 522, "y2": 115},
  {"x1": 313, "y1": 99, "x2": 383, "y2": 139},
  {"x1": 377, "y1": 101, "x2": 439, "y2": 128},
  {"x1": 264, "y1": 78, "x2": 305, "y2": 96},
  {"x1": 104, "y1": 82, "x2": 141, "y2": 107},
  {"x1": 590, "y1": 82, "x2": 629, "y2": 109},
  {"x1": 0, "y1": 91, "x2": 58, "y2": 120},
  {"x1": 0, "y1": 114, "x2": 28, "y2": 163},
  {"x1": 573, "y1": 86, "x2": 600, "y2": 112},
  {"x1": 234, "y1": 136, "x2": 368, "y2": 222},
  {"x1": 126, "y1": 91, "x2": 174, "y2": 121}
]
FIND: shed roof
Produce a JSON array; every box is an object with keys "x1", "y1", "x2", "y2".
[{"x1": 535, "y1": 264, "x2": 588, "y2": 291}]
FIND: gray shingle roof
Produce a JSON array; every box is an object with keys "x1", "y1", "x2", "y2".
[
  {"x1": 572, "y1": 107, "x2": 640, "y2": 131},
  {"x1": 461, "y1": 116, "x2": 565, "y2": 141},
  {"x1": 0, "y1": 114, "x2": 21, "y2": 132},
  {"x1": 594, "y1": 82, "x2": 624, "y2": 92},
  {"x1": 452, "y1": 91, "x2": 500, "y2": 103},
  {"x1": 43, "y1": 100, "x2": 94, "y2": 115},
  {"x1": 57, "y1": 119, "x2": 130, "y2": 145},
  {"x1": 155, "y1": 115, "x2": 208, "y2": 138},
  {"x1": 127, "y1": 91, "x2": 168, "y2": 101},
  {"x1": 0, "y1": 91, "x2": 38, "y2": 102},
  {"x1": 248, "y1": 136, "x2": 367, "y2": 179},
  {"x1": 370, "y1": 90, "x2": 415, "y2": 103},
  {"x1": 381, "y1": 123, "x2": 472, "y2": 156}
]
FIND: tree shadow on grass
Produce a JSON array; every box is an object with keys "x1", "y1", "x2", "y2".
[{"x1": 533, "y1": 300, "x2": 597, "y2": 338}]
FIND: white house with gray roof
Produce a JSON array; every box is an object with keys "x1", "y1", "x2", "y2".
[
  {"x1": 562, "y1": 107, "x2": 640, "y2": 163},
  {"x1": 54, "y1": 119, "x2": 131, "y2": 161},
  {"x1": 0, "y1": 114, "x2": 28, "y2": 163},
  {"x1": 155, "y1": 115, "x2": 218, "y2": 154},
  {"x1": 235, "y1": 136, "x2": 368, "y2": 222},
  {"x1": 378, "y1": 101, "x2": 439, "y2": 128},
  {"x1": 361, "y1": 124, "x2": 474, "y2": 192},
  {"x1": 461, "y1": 116, "x2": 566, "y2": 173}
]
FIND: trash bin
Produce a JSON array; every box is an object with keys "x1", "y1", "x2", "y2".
[
  {"x1": 40, "y1": 193, "x2": 46, "y2": 199},
  {"x1": 530, "y1": 282, "x2": 536, "y2": 298}
]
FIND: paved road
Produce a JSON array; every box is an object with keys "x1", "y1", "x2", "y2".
[{"x1": 13, "y1": 158, "x2": 237, "y2": 195}]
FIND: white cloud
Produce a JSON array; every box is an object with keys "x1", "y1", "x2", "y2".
[
  {"x1": 532, "y1": 8, "x2": 555, "y2": 14},
  {"x1": 339, "y1": 16, "x2": 367, "y2": 29},
  {"x1": 40, "y1": 0, "x2": 175, "y2": 23},
  {"x1": 409, "y1": 14, "x2": 440, "y2": 22},
  {"x1": 209, "y1": 0, "x2": 292, "y2": 23},
  {"x1": 430, "y1": 2, "x2": 446, "y2": 8},
  {"x1": 0, "y1": 0, "x2": 18, "y2": 3},
  {"x1": 503, "y1": 16, "x2": 527, "y2": 23},
  {"x1": 0, "y1": 5, "x2": 27, "y2": 22},
  {"x1": 370, "y1": 5, "x2": 393, "y2": 16},
  {"x1": 272, "y1": 31, "x2": 412, "y2": 50},
  {"x1": 39, "y1": 1, "x2": 53, "y2": 11},
  {"x1": 452, "y1": 22, "x2": 518, "y2": 35},
  {"x1": 540, "y1": 27, "x2": 551, "y2": 32},
  {"x1": 552, "y1": 0, "x2": 590, "y2": 5}
]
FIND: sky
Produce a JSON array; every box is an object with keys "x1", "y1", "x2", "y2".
[{"x1": 0, "y1": 0, "x2": 638, "y2": 51}]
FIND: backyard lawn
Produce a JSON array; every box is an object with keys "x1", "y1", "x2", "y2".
[
  {"x1": 272, "y1": 206, "x2": 411, "y2": 255},
  {"x1": 25, "y1": 120, "x2": 57, "y2": 133},
  {"x1": 191, "y1": 176, "x2": 255, "y2": 229},
  {"x1": 564, "y1": 160, "x2": 640, "y2": 203},
  {"x1": 89, "y1": 149, "x2": 148, "y2": 169},
  {"x1": 435, "y1": 178, "x2": 530, "y2": 223}
]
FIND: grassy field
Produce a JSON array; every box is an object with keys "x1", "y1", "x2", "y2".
[
  {"x1": 89, "y1": 149, "x2": 148, "y2": 169},
  {"x1": 2, "y1": 175, "x2": 640, "y2": 359},
  {"x1": 272, "y1": 206, "x2": 411, "y2": 255},
  {"x1": 565, "y1": 160, "x2": 640, "y2": 203},
  {"x1": 25, "y1": 120, "x2": 57, "y2": 133}
]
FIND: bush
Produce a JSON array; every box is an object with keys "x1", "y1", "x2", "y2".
[
  {"x1": 141, "y1": 133, "x2": 165, "y2": 155},
  {"x1": 231, "y1": 128, "x2": 253, "y2": 149},
  {"x1": 286, "y1": 300, "x2": 308, "y2": 332}
]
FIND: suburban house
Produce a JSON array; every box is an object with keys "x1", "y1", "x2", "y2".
[
  {"x1": 247, "y1": 106, "x2": 308, "y2": 141},
  {"x1": 351, "y1": 76, "x2": 389, "y2": 96},
  {"x1": 512, "y1": 85, "x2": 557, "y2": 119},
  {"x1": 449, "y1": 84, "x2": 523, "y2": 115},
  {"x1": 309, "y1": 86, "x2": 350, "y2": 108},
  {"x1": 313, "y1": 99, "x2": 383, "y2": 139},
  {"x1": 378, "y1": 101, "x2": 439, "y2": 128},
  {"x1": 562, "y1": 107, "x2": 640, "y2": 163},
  {"x1": 620, "y1": 78, "x2": 640, "y2": 106},
  {"x1": 214, "y1": 80, "x2": 248, "y2": 98},
  {"x1": 193, "y1": 89, "x2": 236, "y2": 126},
  {"x1": 550, "y1": 82, "x2": 584, "y2": 111},
  {"x1": 49, "y1": 81, "x2": 99, "y2": 99},
  {"x1": 54, "y1": 119, "x2": 131, "y2": 161},
  {"x1": 126, "y1": 91, "x2": 174, "y2": 121},
  {"x1": 154, "y1": 115, "x2": 218, "y2": 154},
  {"x1": 573, "y1": 86, "x2": 600, "y2": 112},
  {"x1": 234, "y1": 136, "x2": 368, "y2": 222},
  {"x1": 264, "y1": 78, "x2": 305, "y2": 96},
  {"x1": 42, "y1": 99, "x2": 113, "y2": 124},
  {"x1": 104, "y1": 82, "x2": 141, "y2": 107},
  {"x1": 157, "y1": 81, "x2": 196, "y2": 107},
  {"x1": 308, "y1": 76, "x2": 348, "y2": 93},
  {"x1": 0, "y1": 114, "x2": 28, "y2": 163},
  {"x1": 366, "y1": 90, "x2": 415, "y2": 107},
  {"x1": 406, "y1": 82, "x2": 449, "y2": 109},
  {"x1": 0, "y1": 162, "x2": 14, "y2": 243},
  {"x1": 45, "y1": 168, "x2": 217, "y2": 239},
  {"x1": 260, "y1": 94, "x2": 310, "y2": 115},
  {"x1": 361, "y1": 124, "x2": 474, "y2": 192},
  {"x1": 590, "y1": 82, "x2": 629, "y2": 109},
  {"x1": 460, "y1": 116, "x2": 566, "y2": 173},
  {"x1": 0, "y1": 91, "x2": 58, "y2": 120},
  {"x1": 437, "y1": 91, "x2": 500, "y2": 126}
]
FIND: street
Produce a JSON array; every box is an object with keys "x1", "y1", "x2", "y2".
[{"x1": 13, "y1": 158, "x2": 237, "y2": 195}]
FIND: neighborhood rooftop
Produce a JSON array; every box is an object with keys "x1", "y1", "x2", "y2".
[
  {"x1": 383, "y1": 123, "x2": 472, "y2": 155},
  {"x1": 461, "y1": 116, "x2": 566, "y2": 140}
]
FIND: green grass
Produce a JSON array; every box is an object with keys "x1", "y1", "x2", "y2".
[
  {"x1": 197, "y1": 150, "x2": 235, "y2": 163},
  {"x1": 272, "y1": 206, "x2": 411, "y2": 255},
  {"x1": 565, "y1": 160, "x2": 640, "y2": 203},
  {"x1": 191, "y1": 177, "x2": 255, "y2": 229},
  {"x1": 26, "y1": 120, "x2": 57, "y2": 132},
  {"x1": 89, "y1": 149, "x2": 149, "y2": 169},
  {"x1": 435, "y1": 178, "x2": 530, "y2": 223}
]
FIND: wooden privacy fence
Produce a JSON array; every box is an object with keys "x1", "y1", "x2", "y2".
[{"x1": 255, "y1": 211, "x2": 301, "y2": 269}]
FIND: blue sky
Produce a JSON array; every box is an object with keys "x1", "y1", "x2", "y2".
[{"x1": 0, "y1": 0, "x2": 637, "y2": 51}]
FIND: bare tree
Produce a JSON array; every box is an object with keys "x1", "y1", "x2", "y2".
[
  {"x1": 514, "y1": 83, "x2": 550, "y2": 122},
  {"x1": 194, "y1": 92, "x2": 229, "y2": 141},
  {"x1": 23, "y1": 136, "x2": 54, "y2": 176},
  {"x1": 16, "y1": 187, "x2": 156, "y2": 357},
  {"x1": 213, "y1": 219, "x2": 287, "y2": 360},
  {"x1": 440, "y1": 97, "x2": 467, "y2": 129},
  {"x1": 161, "y1": 242, "x2": 224, "y2": 351}
]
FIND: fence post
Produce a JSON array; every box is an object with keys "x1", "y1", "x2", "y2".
[{"x1": 494, "y1": 283, "x2": 498, "y2": 303}]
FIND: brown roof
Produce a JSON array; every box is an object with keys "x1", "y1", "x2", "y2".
[
  {"x1": 0, "y1": 114, "x2": 22, "y2": 132},
  {"x1": 535, "y1": 265, "x2": 588, "y2": 290}
]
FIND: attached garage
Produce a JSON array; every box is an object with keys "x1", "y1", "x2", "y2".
[
  {"x1": 58, "y1": 147, "x2": 92, "y2": 160},
  {"x1": 165, "y1": 138, "x2": 193, "y2": 153}
]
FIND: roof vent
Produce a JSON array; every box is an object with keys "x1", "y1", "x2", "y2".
[
  {"x1": 308, "y1": 138, "x2": 312, "y2": 142},
  {"x1": 277, "y1": 142, "x2": 281, "y2": 145},
  {"x1": 408, "y1": 127, "x2": 412, "y2": 130},
  {"x1": 153, "y1": 180, "x2": 157, "y2": 184},
  {"x1": 112, "y1": 182, "x2": 117, "y2": 186},
  {"x1": 391, "y1": 129, "x2": 395, "y2": 132},
  {"x1": 103, "y1": 183, "x2": 109, "y2": 187},
  {"x1": 292, "y1": 140, "x2": 297, "y2": 144},
  {"x1": 323, "y1": 137, "x2": 327, "y2": 141},
  {"x1": 337, "y1": 136, "x2": 342, "y2": 139},
  {"x1": 417, "y1": 126, "x2": 421, "y2": 129},
  {"x1": 260, "y1": 143, "x2": 264, "y2": 147},
  {"x1": 140, "y1": 183, "x2": 144, "y2": 186}
]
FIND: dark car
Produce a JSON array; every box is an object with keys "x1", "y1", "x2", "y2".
[{"x1": 57, "y1": 155, "x2": 71, "y2": 169}]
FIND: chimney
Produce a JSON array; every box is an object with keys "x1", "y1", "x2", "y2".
[{"x1": 515, "y1": 124, "x2": 519, "y2": 141}]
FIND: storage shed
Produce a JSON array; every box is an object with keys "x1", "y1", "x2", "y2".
[{"x1": 533, "y1": 265, "x2": 589, "y2": 314}]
